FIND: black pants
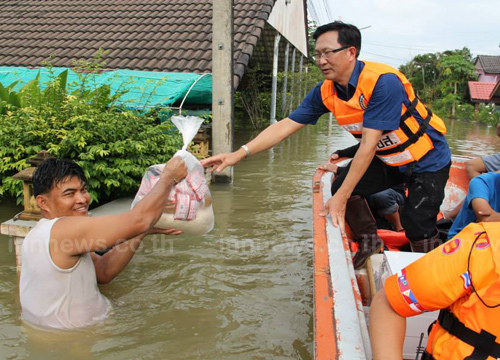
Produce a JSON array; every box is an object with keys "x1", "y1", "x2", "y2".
[{"x1": 331, "y1": 158, "x2": 450, "y2": 242}]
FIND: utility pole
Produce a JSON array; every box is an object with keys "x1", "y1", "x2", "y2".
[
  {"x1": 297, "y1": 55, "x2": 303, "y2": 108},
  {"x1": 212, "y1": 0, "x2": 234, "y2": 183},
  {"x1": 281, "y1": 41, "x2": 290, "y2": 116},
  {"x1": 270, "y1": 33, "x2": 281, "y2": 124},
  {"x1": 288, "y1": 47, "x2": 296, "y2": 115}
]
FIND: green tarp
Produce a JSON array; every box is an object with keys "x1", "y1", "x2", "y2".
[{"x1": 0, "y1": 67, "x2": 212, "y2": 109}]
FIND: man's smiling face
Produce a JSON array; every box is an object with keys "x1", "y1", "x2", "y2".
[{"x1": 39, "y1": 176, "x2": 90, "y2": 218}]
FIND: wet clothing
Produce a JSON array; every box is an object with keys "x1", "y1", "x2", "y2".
[
  {"x1": 20, "y1": 218, "x2": 111, "y2": 330},
  {"x1": 448, "y1": 172, "x2": 500, "y2": 239},
  {"x1": 482, "y1": 153, "x2": 500, "y2": 172},
  {"x1": 385, "y1": 222, "x2": 500, "y2": 360}
]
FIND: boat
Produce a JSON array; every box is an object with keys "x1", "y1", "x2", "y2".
[{"x1": 312, "y1": 156, "x2": 471, "y2": 360}]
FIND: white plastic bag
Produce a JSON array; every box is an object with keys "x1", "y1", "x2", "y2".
[{"x1": 131, "y1": 116, "x2": 214, "y2": 235}]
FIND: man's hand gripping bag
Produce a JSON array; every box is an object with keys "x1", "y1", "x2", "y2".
[{"x1": 131, "y1": 116, "x2": 214, "y2": 235}]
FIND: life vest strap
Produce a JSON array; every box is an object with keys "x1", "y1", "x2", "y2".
[
  {"x1": 421, "y1": 351, "x2": 436, "y2": 360},
  {"x1": 400, "y1": 97, "x2": 419, "y2": 123},
  {"x1": 351, "y1": 128, "x2": 392, "y2": 140},
  {"x1": 438, "y1": 309, "x2": 500, "y2": 360},
  {"x1": 376, "y1": 101, "x2": 432, "y2": 157}
]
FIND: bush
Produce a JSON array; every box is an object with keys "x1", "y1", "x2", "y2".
[
  {"x1": 477, "y1": 104, "x2": 500, "y2": 126},
  {"x1": 432, "y1": 93, "x2": 456, "y2": 119},
  {"x1": 0, "y1": 56, "x2": 182, "y2": 205},
  {"x1": 0, "y1": 102, "x2": 182, "y2": 204},
  {"x1": 455, "y1": 103, "x2": 475, "y2": 121}
]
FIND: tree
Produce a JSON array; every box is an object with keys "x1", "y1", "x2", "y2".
[
  {"x1": 437, "y1": 49, "x2": 476, "y2": 118},
  {"x1": 400, "y1": 53, "x2": 439, "y2": 103},
  {"x1": 308, "y1": 20, "x2": 318, "y2": 63}
]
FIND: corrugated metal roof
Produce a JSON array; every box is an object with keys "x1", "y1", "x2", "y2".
[{"x1": 0, "y1": 0, "x2": 276, "y2": 89}]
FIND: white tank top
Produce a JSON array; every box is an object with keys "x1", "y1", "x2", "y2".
[{"x1": 19, "y1": 218, "x2": 111, "y2": 330}]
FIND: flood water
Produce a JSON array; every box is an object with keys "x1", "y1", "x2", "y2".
[{"x1": 1, "y1": 117, "x2": 500, "y2": 360}]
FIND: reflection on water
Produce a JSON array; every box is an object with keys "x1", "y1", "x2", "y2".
[
  {"x1": 445, "y1": 118, "x2": 500, "y2": 156},
  {"x1": 0, "y1": 117, "x2": 499, "y2": 359}
]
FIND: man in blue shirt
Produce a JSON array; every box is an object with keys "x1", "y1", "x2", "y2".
[
  {"x1": 201, "y1": 21, "x2": 451, "y2": 268},
  {"x1": 448, "y1": 172, "x2": 500, "y2": 239}
]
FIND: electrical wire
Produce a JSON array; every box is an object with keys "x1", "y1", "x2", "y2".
[
  {"x1": 307, "y1": 0, "x2": 320, "y2": 25},
  {"x1": 322, "y1": 0, "x2": 333, "y2": 22},
  {"x1": 362, "y1": 51, "x2": 408, "y2": 62}
]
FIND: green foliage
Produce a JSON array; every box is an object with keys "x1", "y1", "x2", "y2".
[
  {"x1": 0, "y1": 53, "x2": 183, "y2": 205},
  {"x1": 455, "y1": 103, "x2": 475, "y2": 121},
  {"x1": 432, "y1": 93, "x2": 456, "y2": 119},
  {"x1": 399, "y1": 53, "x2": 440, "y2": 103},
  {"x1": 0, "y1": 81, "x2": 22, "y2": 114},
  {"x1": 477, "y1": 104, "x2": 500, "y2": 126},
  {"x1": 307, "y1": 20, "x2": 318, "y2": 63},
  {"x1": 401, "y1": 47, "x2": 481, "y2": 120},
  {"x1": 235, "y1": 64, "x2": 273, "y2": 130},
  {"x1": 437, "y1": 53, "x2": 476, "y2": 94},
  {"x1": 0, "y1": 101, "x2": 182, "y2": 205}
]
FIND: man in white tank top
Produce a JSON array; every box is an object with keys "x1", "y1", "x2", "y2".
[{"x1": 20, "y1": 157, "x2": 187, "y2": 330}]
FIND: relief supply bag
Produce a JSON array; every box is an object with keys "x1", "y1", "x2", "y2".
[{"x1": 131, "y1": 116, "x2": 214, "y2": 235}]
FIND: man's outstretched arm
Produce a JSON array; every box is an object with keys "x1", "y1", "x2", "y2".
[{"x1": 200, "y1": 118, "x2": 306, "y2": 173}]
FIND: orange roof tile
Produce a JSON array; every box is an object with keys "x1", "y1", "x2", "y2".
[{"x1": 468, "y1": 81, "x2": 496, "y2": 101}]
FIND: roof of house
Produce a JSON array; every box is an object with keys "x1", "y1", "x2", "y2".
[
  {"x1": 468, "y1": 81, "x2": 496, "y2": 102},
  {"x1": 0, "y1": 0, "x2": 275, "y2": 89},
  {"x1": 475, "y1": 55, "x2": 500, "y2": 74}
]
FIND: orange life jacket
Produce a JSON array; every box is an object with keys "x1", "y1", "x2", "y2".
[
  {"x1": 320, "y1": 61, "x2": 447, "y2": 167},
  {"x1": 426, "y1": 223, "x2": 500, "y2": 360}
]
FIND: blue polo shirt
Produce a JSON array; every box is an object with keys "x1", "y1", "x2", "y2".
[
  {"x1": 448, "y1": 173, "x2": 500, "y2": 239},
  {"x1": 289, "y1": 60, "x2": 450, "y2": 173}
]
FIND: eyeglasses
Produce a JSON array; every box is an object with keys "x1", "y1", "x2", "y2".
[{"x1": 314, "y1": 46, "x2": 350, "y2": 60}]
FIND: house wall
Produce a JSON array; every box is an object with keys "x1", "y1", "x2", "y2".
[
  {"x1": 475, "y1": 60, "x2": 500, "y2": 83},
  {"x1": 479, "y1": 73, "x2": 500, "y2": 83}
]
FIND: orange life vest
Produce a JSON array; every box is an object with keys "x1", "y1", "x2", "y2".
[
  {"x1": 422, "y1": 223, "x2": 500, "y2": 360},
  {"x1": 320, "y1": 61, "x2": 447, "y2": 167}
]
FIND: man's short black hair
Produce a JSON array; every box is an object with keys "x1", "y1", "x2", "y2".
[
  {"x1": 33, "y1": 158, "x2": 87, "y2": 197},
  {"x1": 313, "y1": 21, "x2": 361, "y2": 58}
]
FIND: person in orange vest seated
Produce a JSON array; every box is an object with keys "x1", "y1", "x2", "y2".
[{"x1": 370, "y1": 222, "x2": 500, "y2": 360}]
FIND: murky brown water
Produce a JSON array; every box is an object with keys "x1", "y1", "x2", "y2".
[{"x1": 1, "y1": 117, "x2": 499, "y2": 360}]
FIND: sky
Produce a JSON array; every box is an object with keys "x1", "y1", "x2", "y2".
[{"x1": 307, "y1": 0, "x2": 500, "y2": 68}]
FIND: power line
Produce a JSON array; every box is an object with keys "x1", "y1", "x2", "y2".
[
  {"x1": 364, "y1": 41, "x2": 444, "y2": 52},
  {"x1": 362, "y1": 51, "x2": 408, "y2": 62},
  {"x1": 365, "y1": 40, "x2": 500, "y2": 55},
  {"x1": 307, "y1": 0, "x2": 320, "y2": 25},
  {"x1": 322, "y1": 0, "x2": 333, "y2": 22}
]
